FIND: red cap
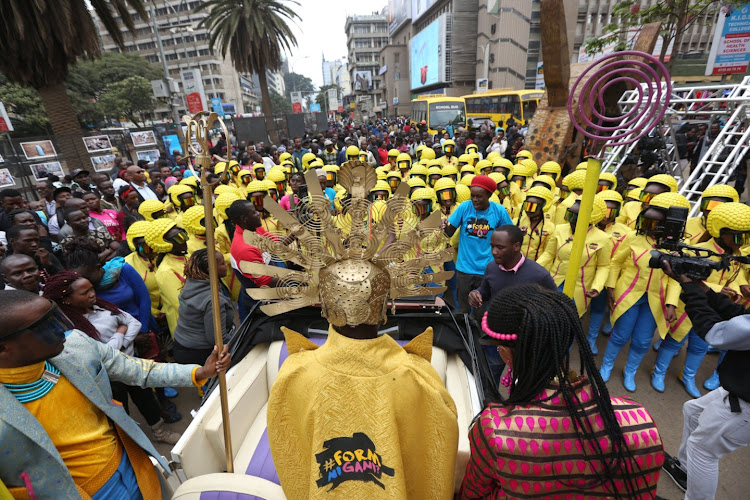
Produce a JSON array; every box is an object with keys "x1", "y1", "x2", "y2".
[{"x1": 471, "y1": 175, "x2": 498, "y2": 195}]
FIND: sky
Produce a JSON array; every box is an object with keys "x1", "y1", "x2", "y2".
[{"x1": 284, "y1": 0, "x2": 388, "y2": 88}]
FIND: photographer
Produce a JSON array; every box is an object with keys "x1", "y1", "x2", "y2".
[{"x1": 660, "y1": 257, "x2": 750, "y2": 498}]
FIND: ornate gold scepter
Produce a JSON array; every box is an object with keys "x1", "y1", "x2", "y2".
[{"x1": 183, "y1": 111, "x2": 234, "y2": 473}]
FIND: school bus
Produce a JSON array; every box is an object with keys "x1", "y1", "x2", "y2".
[
  {"x1": 410, "y1": 96, "x2": 467, "y2": 136},
  {"x1": 462, "y1": 89, "x2": 544, "y2": 131}
]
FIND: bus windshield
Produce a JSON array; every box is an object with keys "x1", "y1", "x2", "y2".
[{"x1": 429, "y1": 101, "x2": 465, "y2": 130}]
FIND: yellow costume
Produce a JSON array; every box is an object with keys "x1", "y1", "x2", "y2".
[{"x1": 154, "y1": 254, "x2": 186, "y2": 334}]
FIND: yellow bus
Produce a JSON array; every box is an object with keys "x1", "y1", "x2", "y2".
[
  {"x1": 410, "y1": 96, "x2": 467, "y2": 136},
  {"x1": 462, "y1": 89, "x2": 544, "y2": 131}
]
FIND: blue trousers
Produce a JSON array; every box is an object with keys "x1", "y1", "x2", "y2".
[
  {"x1": 660, "y1": 330, "x2": 709, "y2": 356},
  {"x1": 588, "y1": 292, "x2": 609, "y2": 338},
  {"x1": 92, "y1": 450, "x2": 143, "y2": 500},
  {"x1": 608, "y1": 294, "x2": 657, "y2": 358}
]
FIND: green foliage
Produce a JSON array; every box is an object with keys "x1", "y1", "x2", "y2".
[
  {"x1": 581, "y1": 0, "x2": 722, "y2": 62},
  {"x1": 98, "y1": 76, "x2": 155, "y2": 127},
  {"x1": 283, "y1": 72, "x2": 315, "y2": 100},
  {"x1": 270, "y1": 91, "x2": 292, "y2": 114},
  {"x1": 0, "y1": 79, "x2": 51, "y2": 136}
]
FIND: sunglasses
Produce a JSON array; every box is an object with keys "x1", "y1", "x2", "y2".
[
  {"x1": 597, "y1": 183, "x2": 612, "y2": 192},
  {"x1": 444, "y1": 146, "x2": 453, "y2": 153},
  {"x1": 513, "y1": 178, "x2": 525, "y2": 188},
  {"x1": 398, "y1": 161, "x2": 410, "y2": 170},
  {"x1": 371, "y1": 192, "x2": 389, "y2": 201},
  {"x1": 251, "y1": 194, "x2": 265, "y2": 211},
  {"x1": 437, "y1": 189, "x2": 456, "y2": 202},
  {"x1": 700, "y1": 198, "x2": 726, "y2": 212},
  {"x1": 636, "y1": 215, "x2": 661, "y2": 234},
  {"x1": 523, "y1": 201, "x2": 543, "y2": 213},
  {"x1": 639, "y1": 191, "x2": 656, "y2": 204},
  {"x1": 220, "y1": 170, "x2": 232, "y2": 183},
  {"x1": 413, "y1": 202, "x2": 432, "y2": 217},
  {"x1": 326, "y1": 172, "x2": 336, "y2": 182},
  {"x1": 255, "y1": 170, "x2": 265, "y2": 180},
  {"x1": 605, "y1": 207, "x2": 620, "y2": 219},
  {"x1": 564, "y1": 210, "x2": 578, "y2": 223},
  {"x1": 359, "y1": 154, "x2": 368, "y2": 161},
  {"x1": 389, "y1": 178, "x2": 401, "y2": 190},
  {"x1": 180, "y1": 195, "x2": 196, "y2": 209},
  {"x1": 229, "y1": 165, "x2": 241, "y2": 175},
  {"x1": 724, "y1": 231, "x2": 750, "y2": 246},
  {"x1": 429, "y1": 175, "x2": 441, "y2": 186},
  {"x1": 481, "y1": 167, "x2": 493, "y2": 175},
  {"x1": 167, "y1": 229, "x2": 188, "y2": 245},
  {"x1": 498, "y1": 185, "x2": 510, "y2": 197},
  {"x1": 136, "y1": 239, "x2": 154, "y2": 255},
  {"x1": 3, "y1": 302, "x2": 73, "y2": 345}
]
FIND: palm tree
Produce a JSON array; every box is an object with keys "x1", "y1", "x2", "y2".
[
  {"x1": 0, "y1": 1, "x2": 146, "y2": 170},
  {"x1": 198, "y1": 0, "x2": 300, "y2": 144}
]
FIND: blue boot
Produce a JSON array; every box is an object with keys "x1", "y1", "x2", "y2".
[
  {"x1": 652, "y1": 338, "x2": 662, "y2": 352},
  {"x1": 703, "y1": 370, "x2": 720, "y2": 391},
  {"x1": 622, "y1": 349, "x2": 643, "y2": 392},
  {"x1": 587, "y1": 331, "x2": 599, "y2": 355},
  {"x1": 651, "y1": 341, "x2": 679, "y2": 393},
  {"x1": 679, "y1": 351, "x2": 705, "y2": 399},
  {"x1": 599, "y1": 340, "x2": 622, "y2": 382}
]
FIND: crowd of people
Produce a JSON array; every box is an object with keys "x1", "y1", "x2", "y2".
[{"x1": 0, "y1": 116, "x2": 748, "y2": 499}]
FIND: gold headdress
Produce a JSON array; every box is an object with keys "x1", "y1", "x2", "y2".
[{"x1": 240, "y1": 160, "x2": 454, "y2": 326}]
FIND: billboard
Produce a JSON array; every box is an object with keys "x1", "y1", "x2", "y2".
[
  {"x1": 388, "y1": 0, "x2": 412, "y2": 35},
  {"x1": 409, "y1": 15, "x2": 447, "y2": 90},
  {"x1": 181, "y1": 69, "x2": 207, "y2": 114},
  {"x1": 411, "y1": 0, "x2": 437, "y2": 22},
  {"x1": 706, "y1": 4, "x2": 750, "y2": 76},
  {"x1": 353, "y1": 71, "x2": 372, "y2": 91}
]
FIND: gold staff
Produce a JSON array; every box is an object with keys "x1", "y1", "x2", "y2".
[{"x1": 183, "y1": 111, "x2": 234, "y2": 473}]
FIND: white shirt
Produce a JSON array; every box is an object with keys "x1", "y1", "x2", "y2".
[{"x1": 131, "y1": 182, "x2": 158, "y2": 201}]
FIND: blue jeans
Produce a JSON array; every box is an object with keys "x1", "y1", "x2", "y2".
[
  {"x1": 588, "y1": 292, "x2": 608, "y2": 338},
  {"x1": 483, "y1": 345, "x2": 506, "y2": 389},
  {"x1": 609, "y1": 294, "x2": 657, "y2": 357},
  {"x1": 661, "y1": 329, "x2": 709, "y2": 356}
]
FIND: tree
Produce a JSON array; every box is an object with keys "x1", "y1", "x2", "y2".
[
  {"x1": 270, "y1": 92, "x2": 292, "y2": 114},
  {"x1": 316, "y1": 84, "x2": 340, "y2": 112},
  {"x1": 0, "y1": 0, "x2": 148, "y2": 170},
  {"x1": 0, "y1": 78, "x2": 51, "y2": 136},
  {"x1": 98, "y1": 76, "x2": 155, "y2": 127},
  {"x1": 583, "y1": 1, "x2": 723, "y2": 71},
  {"x1": 198, "y1": 0, "x2": 300, "y2": 144},
  {"x1": 283, "y1": 72, "x2": 315, "y2": 100}
]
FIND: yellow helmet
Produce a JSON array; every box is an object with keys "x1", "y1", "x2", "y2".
[
  {"x1": 461, "y1": 164, "x2": 477, "y2": 175},
  {"x1": 465, "y1": 143, "x2": 478, "y2": 154},
  {"x1": 407, "y1": 177, "x2": 427, "y2": 189},
  {"x1": 441, "y1": 165, "x2": 459, "y2": 177},
  {"x1": 530, "y1": 175, "x2": 556, "y2": 192},
  {"x1": 138, "y1": 199, "x2": 166, "y2": 221},
  {"x1": 515, "y1": 150, "x2": 533, "y2": 160},
  {"x1": 214, "y1": 162, "x2": 227, "y2": 174},
  {"x1": 182, "y1": 205, "x2": 207, "y2": 235},
  {"x1": 539, "y1": 161, "x2": 562, "y2": 179},
  {"x1": 345, "y1": 145, "x2": 360, "y2": 160},
  {"x1": 246, "y1": 180, "x2": 269, "y2": 195},
  {"x1": 279, "y1": 152, "x2": 292, "y2": 163},
  {"x1": 468, "y1": 151, "x2": 481, "y2": 164},
  {"x1": 215, "y1": 192, "x2": 241, "y2": 220},
  {"x1": 456, "y1": 183, "x2": 471, "y2": 203},
  {"x1": 427, "y1": 165, "x2": 442, "y2": 176},
  {"x1": 598, "y1": 172, "x2": 618, "y2": 190},
  {"x1": 168, "y1": 184, "x2": 196, "y2": 210},
  {"x1": 627, "y1": 177, "x2": 648, "y2": 189},
  {"x1": 434, "y1": 177, "x2": 457, "y2": 192},
  {"x1": 410, "y1": 187, "x2": 437, "y2": 203},
  {"x1": 267, "y1": 167, "x2": 286, "y2": 183},
  {"x1": 588, "y1": 196, "x2": 608, "y2": 225},
  {"x1": 493, "y1": 158, "x2": 514, "y2": 171},
  {"x1": 595, "y1": 189, "x2": 624, "y2": 205},
  {"x1": 214, "y1": 184, "x2": 236, "y2": 196},
  {"x1": 575, "y1": 161, "x2": 588, "y2": 171},
  {"x1": 625, "y1": 187, "x2": 642, "y2": 202},
  {"x1": 416, "y1": 144, "x2": 426, "y2": 158},
  {"x1": 442, "y1": 139, "x2": 456, "y2": 147},
  {"x1": 646, "y1": 174, "x2": 678, "y2": 193},
  {"x1": 410, "y1": 164, "x2": 428, "y2": 177},
  {"x1": 475, "y1": 159, "x2": 493, "y2": 175},
  {"x1": 458, "y1": 154, "x2": 472, "y2": 165},
  {"x1": 386, "y1": 170, "x2": 402, "y2": 180},
  {"x1": 262, "y1": 180, "x2": 278, "y2": 194},
  {"x1": 238, "y1": 169, "x2": 253, "y2": 184},
  {"x1": 370, "y1": 180, "x2": 391, "y2": 200},
  {"x1": 442, "y1": 139, "x2": 456, "y2": 154},
  {"x1": 388, "y1": 149, "x2": 400, "y2": 160},
  {"x1": 145, "y1": 218, "x2": 178, "y2": 254},
  {"x1": 649, "y1": 192, "x2": 690, "y2": 210},
  {"x1": 301, "y1": 152, "x2": 316, "y2": 170},
  {"x1": 459, "y1": 173, "x2": 475, "y2": 186},
  {"x1": 309, "y1": 158, "x2": 324, "y2": 170},
  {"x1": 180, "y1": 175, "x2": 199, "y2": 188},
  {"x1": 512, "y1": 162, "x2": 536, "y2": 178},
  {"x1": 702, "y1": 184, "x2": 739, "y2": 202},
  {"x1": 707, "y1": 202, "x2": 750, "y2": 238},
  {"x1": 524, "y1": 186, "x2": 554, "y2": 212},
  {"x1": 519, "y1": 158, "x2": 538, "y2": 175},
  {"x1": 397, "y1": 153, "x2": 412, "y2": 171},
  {"x1": 420, "y1": 147, "x2": 436, "y2": 161},
  {"x1": 563, "y1": 170, "x2": 587, "y2": 192},
  {"x1": 486, "y1": 151, "x2": 501, "y2": 163},
  {"x1": 126, "y1": 221, "x2": 151, "y2": 252}
]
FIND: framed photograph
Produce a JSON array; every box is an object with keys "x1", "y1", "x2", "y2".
[
  {"x1": 0, "y1": 168, "x2": 15, "y2": 187},
  {"x1": 136, "y1": 149, "x2": 161, "y2": 163},
  {"x1": 130, "y1": 130, "x2": 157, "y2": 147},
  {"x1": 90, "y1": 154, "x2": 117, "y2": 172},
  {"x1": 30, "y1": 161, "x2": 64, "y2": 181},
  {"x1": 82, "y1": 135, "x2": 113, "y2": 153},
  {"x1": 20, "y1": 140, "x2": 57, "y2": 160}
]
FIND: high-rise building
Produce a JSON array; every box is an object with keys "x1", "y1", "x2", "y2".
[
  {"x1": 93, "y1": 0, "x2": 251, "y2": 119},
  {"x1": 345, "y1": 10, "x2": 389, "y2": 115},
  {"x1": 322, "y1": 56, "x2": 344, "y2": 87}
]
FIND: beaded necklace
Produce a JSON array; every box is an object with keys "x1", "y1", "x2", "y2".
[{"x1": 3, "y1": 362, "x2": 60, "y2": 403}]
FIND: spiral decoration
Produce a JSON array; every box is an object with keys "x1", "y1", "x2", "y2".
[{"x1": 568, "y1": 50, "x2": 671, "y2": 147}]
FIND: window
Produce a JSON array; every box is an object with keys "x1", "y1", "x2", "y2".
[
  {"x1": 146, "y1": 55, "x2": 160, "y2": 64},
  {"x1": 394, "y1": 53, "x2": 400, "y2": 64},
  {"x1": 491, "y1": 23, "x2": 496, "y2": 35}
]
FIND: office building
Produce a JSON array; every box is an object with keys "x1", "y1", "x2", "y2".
[{"x1": 345, "y1": 10, "x2": 389, "y2": 115}]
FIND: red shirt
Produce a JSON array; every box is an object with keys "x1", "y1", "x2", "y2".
[{"x1": 230, "y1": 226, "x2": 277, "y2": 287}]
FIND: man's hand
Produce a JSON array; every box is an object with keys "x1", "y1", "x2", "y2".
[
  {"x1": 661, "y1": 260, "x2": 692, "y2": 283},
  {"x1": 586, "y1": 289, "x2": 600, "y2": 298},
  {"x1": 739, "y1": 285, "x2": 750, "y2": 299},
  {"x1": 468, "y1": 290, "x2": 483, "y2": 309},
  {"x1": 607, "y1": 287, "x2": 615, "y2": 311},
  {"x1": 195, "y1": 345, "x2": 231, "y2": 380},
  {"x1": 35, "y1": 248, "x2": 51, "y2": 267},
  {"x1": 665, "y1": 304, "x2": 677, "y2": 323}
]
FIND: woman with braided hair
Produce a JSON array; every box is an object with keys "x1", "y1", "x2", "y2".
[{"x1": 459, "y1": 285, "x2": 664, "y2": 499}]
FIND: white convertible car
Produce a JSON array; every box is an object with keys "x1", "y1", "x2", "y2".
[{"x1": 166, "y1": 305, "x2": 488, "y2": 499}]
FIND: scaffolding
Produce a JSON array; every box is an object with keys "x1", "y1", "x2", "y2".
[{"x1": 600, "y1": 76, "x2": 750, "y2": 216}]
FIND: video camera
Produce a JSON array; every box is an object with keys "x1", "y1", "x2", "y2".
[{"x1": 647, "y1": 206, "x2": 750, "y2": 281}]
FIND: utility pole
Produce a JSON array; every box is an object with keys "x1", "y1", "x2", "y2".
[{"x1": 150, "y1": 6, "x2": 181, "y2": 125}]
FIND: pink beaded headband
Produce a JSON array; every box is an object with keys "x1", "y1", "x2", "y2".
[{"x1": 481, "y1": 312, "x2": 518, "y2": 341}]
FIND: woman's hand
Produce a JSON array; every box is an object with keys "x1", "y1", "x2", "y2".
[{"x1": 195, "y1": 345, "x2": 231, "y2": 380}]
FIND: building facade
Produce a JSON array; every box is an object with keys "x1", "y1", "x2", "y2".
[
  {"x1": 345, "y1": 11, "x2": 389, "y2": 117},
  {"x1": 94, "y1": 0, "x2": 249, "y2": 119}
]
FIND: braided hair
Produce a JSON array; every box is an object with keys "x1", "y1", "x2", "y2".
[
  {"x1": 485, "y1": 284, "x2": 641, "y2": 498},
  {"x1": 42, "y1": 271, "x2": 120, "y2": 341},
  {"x1": 184, "y1": 248, "x2": 211, "y2": 280},
  {"x1": 62, "y1": 237, "x2": 103, "y2": 268}
]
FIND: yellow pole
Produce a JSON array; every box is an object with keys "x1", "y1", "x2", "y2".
[
  {"x1": 184, "y1": 111, "x2": 234, "y2": 473},
  {"x1": 562, "y1": 157, "x2": 601, "y2": 299}
]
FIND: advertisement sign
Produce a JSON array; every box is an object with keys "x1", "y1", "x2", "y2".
[
  {"x1": 388, "y1": 0, "x2": 412, "y2": 35},
  {"x1": 409, "y1": 16, "x2": 446, "y2": 90},
  {"x1": 290, "y1": 91, "x2": 302, "y2": 104},
  {"x1": 309, "y1": 103, "x2": 321, "y2": 113},
  {"x1": 338, "y1": 105, "x2": 344, "y2": 113},
  {"x1": 476, "y1": 78, "x2": 489, "y2": 93},
  {"x1": 222, "y1": 103, "x2": 236, "y2": 115},
  {"x1": 0, "y1": 102, "x2": 12, "y2": 132},
  {"x1": 353, "y1": 71, "x2": 372, "y2": 91},
  {"x1": 535, "y1": 61, "x2": 545, "y2": 90},
  {"x1": 706, "y1": 4, "x2": 750, "y2": 76},
  {"x1": 181, "y1": 69, "x2": 207, "y2": 114},
  {"x1": 411, "y1": 0, "x2": 436, "y2": 22},
  {"x1": 292, "y1": 102, "x2": 303, "y2": 113},
  {"x1": 211, "y1": 97, "x2": 223, "y2": 114}
]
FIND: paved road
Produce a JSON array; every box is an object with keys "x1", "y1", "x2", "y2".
[{"x1": 136, "y1": 334, "x2": 749, "y2": 499}]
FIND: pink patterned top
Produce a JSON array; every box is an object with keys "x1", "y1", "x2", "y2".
[{"x1": 459, "y1": 376, "x2": 663, "y2": 499}]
